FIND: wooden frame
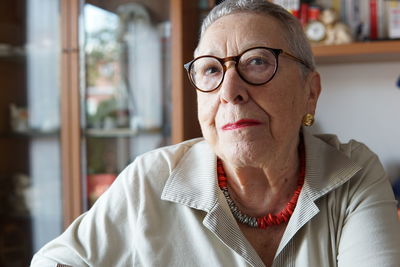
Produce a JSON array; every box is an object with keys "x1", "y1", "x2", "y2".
[
  {"x1": 59, "y1": 0, "x2": 205, "y2": 229},
  {"x1": 60, "y1": 0, "x2": 82, "y2": 228},
  {"x1": 59, "y1": 0, "x2": 205, "y2": 228},
  {"x1": 170, "y1": 0, "x2": 202, "y2": 144}
]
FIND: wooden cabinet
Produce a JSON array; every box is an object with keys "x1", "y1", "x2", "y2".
[
  {"x1": 0, "y1": 1, "x2": 64, "y2": 265},
  {"x1": 59, "y1": 0, "x2": 207, "y2": 223},
  {"x1": 0, "y1": 0, "x2": 205, "y2": 264}
]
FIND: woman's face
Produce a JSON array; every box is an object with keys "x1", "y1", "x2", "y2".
[{"x1": 196, "y1": 13, "x2": 320, "y2": 168}]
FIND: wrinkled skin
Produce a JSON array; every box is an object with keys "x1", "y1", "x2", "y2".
[{"x1": 196, "y1": 12, "x2": 321, "y2": 215}]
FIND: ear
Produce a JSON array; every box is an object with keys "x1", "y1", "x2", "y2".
[{"x1": 305, "y1": 71, "x2": 322, "y2": 115}]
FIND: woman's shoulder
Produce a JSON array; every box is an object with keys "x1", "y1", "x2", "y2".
[
  {"x1": 117, "y1": 137, "x2": 208, "y2": 189},
  {"x1": 134, "y1": 137, "x2": 207, "y2": 170},
  {"x1": 313, "y1": 133, "x2": 382, "y2": 172},
  {"x1": 314, "y1": 133, "x2": 374, "y2": 157}
]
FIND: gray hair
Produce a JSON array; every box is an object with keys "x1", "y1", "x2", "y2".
[{"x1": 199, "y1": 0, "x2": 316, "y2": 73}]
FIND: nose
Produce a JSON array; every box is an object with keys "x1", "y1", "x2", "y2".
[{"x1": 219, "y1": 63, "x2": 249, "y2": 105}]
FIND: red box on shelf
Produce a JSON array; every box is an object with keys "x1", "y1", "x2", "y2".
[{"x1": 87, "y1": 174, "x2": 117, "y2": 206}]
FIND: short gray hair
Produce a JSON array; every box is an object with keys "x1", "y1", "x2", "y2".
[{"x1": 199, "y1": 0, "x2": 315, "y2": 73}]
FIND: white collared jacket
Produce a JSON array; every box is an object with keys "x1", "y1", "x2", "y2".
[{"x1": 31, "y1": 129, "x2": 400, "y2": 267}]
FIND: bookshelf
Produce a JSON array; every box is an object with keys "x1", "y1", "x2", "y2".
[
  {"x1": 265, "y1": 1, "x2": 400, "y2": 64},
  {"x1": 313, "y1": 40, "x2": 400, "y2": 64}
]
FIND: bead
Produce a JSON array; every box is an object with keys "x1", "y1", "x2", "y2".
[{"x1": 216, "y1": 137, "x2": 305, "y2": 229}]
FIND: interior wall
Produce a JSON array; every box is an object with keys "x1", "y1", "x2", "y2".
[{"x1": 310, "y1": 61, "x2": 400, "y2": 182}]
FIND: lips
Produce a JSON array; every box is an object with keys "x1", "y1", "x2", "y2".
[{"x1": 221, "y1": 119, "x2": 262, "y2": 130}]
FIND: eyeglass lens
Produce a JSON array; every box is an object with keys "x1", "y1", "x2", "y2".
[{"x1": 189, "y1": 48, "x2": 278, "y2": 92}]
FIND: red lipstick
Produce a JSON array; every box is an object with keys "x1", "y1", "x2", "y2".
[{"x1": 222, "y1": 119, "x2": 261, "y2": 130}]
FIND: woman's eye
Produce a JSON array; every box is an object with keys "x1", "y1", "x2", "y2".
[
  {"x1": 248, "y1": 57, "x2": 267, "y2": 66},
  {"x1": 204, "y1": 66, "x2": 220, "y2": 75}
]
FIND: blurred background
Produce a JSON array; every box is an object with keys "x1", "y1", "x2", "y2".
[{"x1": 0, "y1": 0, "x2": 399, "y2": 266}]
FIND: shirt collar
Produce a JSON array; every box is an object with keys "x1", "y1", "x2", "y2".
[
  {"x1": 161, "y1": 128, "x2": 362, "y2": 211},
  {"x1": 161, "y1": 140, "x2": 219, "y2": 211},
  {"x1": 161, "y1": 130, "x2": 363, "y2": 264},
  {"x1": 301, "y1": 128, "x2": 362, "y2": 201},
  {"x1": 275, "y1": 128, "x2": 362, "y2": 256}
]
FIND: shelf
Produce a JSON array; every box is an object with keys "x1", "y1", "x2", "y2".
[
  {"x1": 85, "y1": 127, "x2": 162, "y2": 138},
  {"x1": 0, "y1": 213, "x2": 31, "y2": 220},
  {"x1": 0, "y1": 43, "x2": 26, "y2": 62},
  {"x1": 0, "y1": 130, "x2": 59, "y2": 139},
  {"x1": 313, "y1": 40, "x2": 400, "y2": 64},
  {"x1": 85, "y1": 0, "x2": 169, "y2": 22},
  {"x1": 0, "y1": 55, "x2": 25, "y2": 63}
]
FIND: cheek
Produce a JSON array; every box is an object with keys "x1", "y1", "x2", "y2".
[
  {"x1": 197, "y1": 93, "x2": 219, "y2": 124},
  {"x1": 250, "y1": 84, "x2": 306, "y2": 133},
  {"x1": 265, "y1": 77, "x2": 306, "y2": 110},
  {"x1": 197, "y1": 93, "x2": 220, "y2": 139}
]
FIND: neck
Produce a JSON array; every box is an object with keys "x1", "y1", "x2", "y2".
[{"x1": 221, "y1": 145, "x2": 300, "y2": 217}]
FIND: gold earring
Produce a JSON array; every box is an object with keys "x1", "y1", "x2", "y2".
[{"x1": 303, "y1": 113, "x2": 314, "y2": 126}]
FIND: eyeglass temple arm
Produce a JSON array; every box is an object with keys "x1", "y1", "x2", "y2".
[{"x1": 282, "y1": 51, "x2": 312, "y2": 70}]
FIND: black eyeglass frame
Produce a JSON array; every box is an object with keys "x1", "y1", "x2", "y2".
[{"x1": 184, "y1": 46, "x2": 311, "y2": 93}]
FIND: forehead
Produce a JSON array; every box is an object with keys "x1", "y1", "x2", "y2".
[{"x1": 196, "y1": 12, "x2": 288, "y2": 57}]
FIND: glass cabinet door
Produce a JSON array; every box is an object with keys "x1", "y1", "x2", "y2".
[
  {"x1": 81, "y1": 0, "x2": 171, "y2": 208},
  {"x1": 0, "y1": 0, "x2": 62, "y2": 266}
]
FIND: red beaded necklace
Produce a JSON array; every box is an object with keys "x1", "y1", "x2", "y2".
[{"x1": 217, "y1": 140, "x2": 305, "y2": 229}]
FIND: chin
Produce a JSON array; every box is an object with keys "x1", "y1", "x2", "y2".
[
  {"x1": 216, "y1": 139, "x2": 271, "y2": 168},
  {"x1": 202, "y1": 125, "x2": 273, "y2": 167}
]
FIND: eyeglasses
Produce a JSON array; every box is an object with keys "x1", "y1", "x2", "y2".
[{"x1": 184, "y1": 46, "x2": 310, "y2": 93}]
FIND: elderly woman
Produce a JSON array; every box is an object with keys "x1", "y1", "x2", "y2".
[{"x1": 32, "y1": 0, "x2": 400, "y2": 266}]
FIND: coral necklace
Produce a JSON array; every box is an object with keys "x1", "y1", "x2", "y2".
[{"x1": 217, "y1": 140, "x2": 305, "y2": 229}]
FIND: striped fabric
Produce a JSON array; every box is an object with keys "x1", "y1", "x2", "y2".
[
  {"x1": 32, "y1": 129, "x2": 400, "y2": 266},
  {"x1": 162, "y1": 129, "x2": 399, "y2": 266}
]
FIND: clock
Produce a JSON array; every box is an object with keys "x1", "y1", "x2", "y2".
[{"x1": 305, "y1": 20, "x2": 327, "y2": 43}]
